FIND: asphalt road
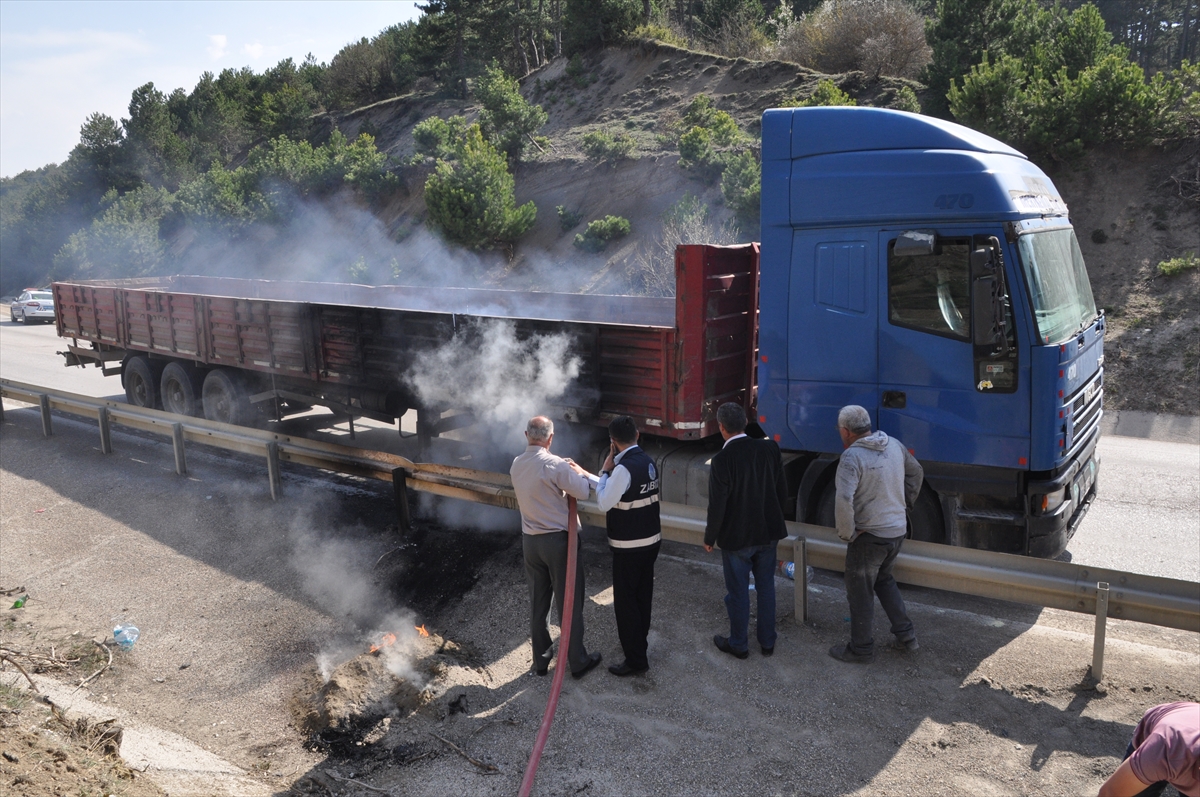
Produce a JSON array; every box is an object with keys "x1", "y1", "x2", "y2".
[{"x1": 2, "y1": 318, "x2": 1198, "y2": 582}]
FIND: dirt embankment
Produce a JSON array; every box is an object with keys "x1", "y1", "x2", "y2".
[{"x1": 327, "y1": 42, "x2": 1199, "y2": 416}]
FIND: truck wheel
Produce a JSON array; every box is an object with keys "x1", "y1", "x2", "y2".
[
  {"x1": 202, "y1": 369, "x2": 252, "y2": 426},
  {"x1": 814, "y1": 480, "x2": 947, "y2": 544},
  {"x1": 123, "y1": 356, "x2": 161, "y2": 409},
  {"x1": 814, "y1": 482, "x2": 836, "y2": 529},
  {"x1": 160, "y1": 362, "x2": 202, "y2": 416},
  {"x1": 906, "y1": 485, "x2": 946, "y2": 544}
]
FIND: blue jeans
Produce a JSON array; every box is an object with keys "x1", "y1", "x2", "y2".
[{"x1": 721, "y1": 542, "x2": 778, "y2": 652}]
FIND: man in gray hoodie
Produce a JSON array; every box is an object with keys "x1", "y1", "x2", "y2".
[{"x1": 829, "y1": 405, "x2": 924, "y2": 663}]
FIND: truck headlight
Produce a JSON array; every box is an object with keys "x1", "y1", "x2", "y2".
[{"x1": 1037, "y1": 487, "x2": 1066, "y2": 514}]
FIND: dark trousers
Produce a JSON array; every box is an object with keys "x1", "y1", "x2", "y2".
[
  {"x1": 523, "y1": 531, "x2": 589, "y2": 673},
  {"x1": 845, "y1": 533, "x2": 915, "y2": 656},
  {"x1": 611, "y1": 541, "x2": 660, "y2": 670}
]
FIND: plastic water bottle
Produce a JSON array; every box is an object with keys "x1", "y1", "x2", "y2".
[
  {"x1": 777, "y1": 561, "x2": 816, "y2": 582},
  {"x1": 113, "y1": 624, "x2": 140, "y2": 651}
]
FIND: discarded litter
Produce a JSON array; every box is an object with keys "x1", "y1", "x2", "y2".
[
  {"x1": 113, "y1": 624, "x2": 140, "y2": 651},
  {"x1": 777, "y1": 561, "x2": 816, "y2": 582},
  {"x1": 10, "y1": 594, "x2": 29, "y2": 609}
]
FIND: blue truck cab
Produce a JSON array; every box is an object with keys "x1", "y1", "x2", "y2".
[{"x1": 758, "y1": 107, "x2": 1103, "y2": 557}]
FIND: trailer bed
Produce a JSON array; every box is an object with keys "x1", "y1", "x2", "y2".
[{"x1": 53, "y1": 244, "x2": 758, "y2": 439}]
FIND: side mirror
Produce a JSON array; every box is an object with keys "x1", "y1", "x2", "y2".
[{"x1": 971, "y1": 241, "x2": 1011, "y2": 355}]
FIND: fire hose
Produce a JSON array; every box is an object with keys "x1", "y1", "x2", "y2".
[{"x1": 517, "y1": 495, "x2": 579, "y2": 797}]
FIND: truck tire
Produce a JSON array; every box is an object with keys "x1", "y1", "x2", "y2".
[
  {"x1": 123, "y1": 356, "x2": 161, "y2": 409},
  {"x1": 814, "y1": 479, "x2": 947, "y2": 545},
  {"x1": 906, "y1": 484, "x2": 946, "y2": 544},
  {"x1": 202, "y1": 369, "x2": 252, "y2": 426},
  {"x1": 160, "y1": 362, "x2": 202, "y2": 417}
]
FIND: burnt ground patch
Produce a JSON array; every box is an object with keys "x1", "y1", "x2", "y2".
[{"x1": 374, "y1": 516, "x2": 521, "y2": 621}]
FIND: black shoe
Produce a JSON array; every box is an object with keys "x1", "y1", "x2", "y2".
[
  {"x1": 891, "y1": 637, "x2": 919, "y2": 652},
  {"x1": 761, "y1": 646, "x2": 774, "y2": 657},
  {"x1": 533, "y1": 665, "x2": 548, "y2": 676},
  {"x1": 713, "y1": 635, "x2": 749, "y2": 659},
  {"x1": 828, "y1": 644, "x2": 873, "y2": 664},
  {"x1": 571, "y1": 652, "x2": 602, "y2": 679},
  {"x1": 608, "y1": 660, "x2": 649, "y2": 677}
]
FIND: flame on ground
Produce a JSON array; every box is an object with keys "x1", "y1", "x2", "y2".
[
  {"x1": 369, "y1": 632, "x2": 397, "y2": 653},
  {"x1": 415, "y1": 624, "x2": 429, "y2": 637}
]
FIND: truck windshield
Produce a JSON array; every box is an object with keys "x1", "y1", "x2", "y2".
[{"x1": 1016, "y1": 229, "x2": 1097, "y2": 345}]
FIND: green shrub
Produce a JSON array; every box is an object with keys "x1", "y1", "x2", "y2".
[
  {"x1": 1158, "y1": 253, "x2": 1199, "y2": 276},
  {"x1": 631, "y1": 23, "x2": 689, "y2": 48},
  {"x1": 475, "y1": 63, "x2": 548, "y2": 162},
  {"x1": 573, "y1": 215, "x2": 631, "y2": 252},
  {"x1": 566, "y1": 54, "x2": 595, "y2": 88},
  {"x1": 681, "y1": 96, "x2": 741, "y2": 146},
  {"x1": 798, "y1": 80, "x2": 858, "y2": 107},
  {"x1": 721, "y1": 150, "x2": 760, "y2": 223},
  {"x1": 556, "y1": 205, "x2": 583, "y2": 231},
  {"x1": 413, "y1": 115, "x2": 468, "y2": 160},
  {"x1": 581, "y1": 129, "x2": 635, "y2": 165},
  {"x1": 424, "y1": 125, "x2": 537, "y2": 250},
  {"x1": 946, "y1": 4, "x2": 1192, "y2": 161},
  {"x1": 890, "y1": 86, "x2": 921, "y2": 114},
  {"x1": 678, "y1": 126, "x2": 719, "y2": 172}
]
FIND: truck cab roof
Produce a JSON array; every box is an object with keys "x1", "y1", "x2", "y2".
[{"x1": 761, "y1": 107, "x2": 1068, "y2": 226}]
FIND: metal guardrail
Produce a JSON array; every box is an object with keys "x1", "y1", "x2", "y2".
[{"x1": 4, "y1": 379, "x2": 1198, "y2": 677}]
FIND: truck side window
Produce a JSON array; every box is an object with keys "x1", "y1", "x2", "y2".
[{"x1": 888, "y1": 238, "x2": 971, "y2": 340}]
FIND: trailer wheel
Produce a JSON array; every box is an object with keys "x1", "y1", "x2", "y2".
[
  {"x1": 906, "y1": 485, "x2": 946, "y2": 544},
  {"x1": 123, "y1": 356, "x2": 161, "y2": 409},
  {"x1": 161, "y1": 362, "x2": 202, "y2": 416},
  {"x1": 202, "y1": 369, "x2": 252, "y2": 426}
]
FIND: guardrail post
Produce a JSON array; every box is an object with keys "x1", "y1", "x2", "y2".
[
  {"x1": 1091, "y1": 581, "x2": 1110, "y2": 683},
  {"x1": 392, "y1": 467, "x2": 411, "y2": 533},
  {"x1": 794, "y1": 537, "x2": 809, "y2": 623},
  {"x1": 98, "y1": 407, "x2": 112, "y2": 454},
  {"x1": 267, "y1": 442, "x2": 282, "y2": 500},
  {"x1": 39, "y1": 394, "x2": 52, "y2": 437},
  {"x1": 171, "y1": 423, "x2": 187, "y2": 475}
]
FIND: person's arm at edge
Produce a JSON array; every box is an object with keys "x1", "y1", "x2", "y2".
[
  {"x1": 902, "y1": 444, "x2": 924, "y2": 508},
  {"x1": 554, "y1": 458, "x2": 593, "y2": 500},
  {"x1": 704, "y1": 454, "x2": 729, "y2": 552},
  {"x1": 834, "y1": 456, "x2": 860, "y2": 542},
  {"x1": 1098, "y1": 757, "x2": 1151, "y2": 797},
  {"x1": 772, "y1": 442, "x2": 788, "y2": 517},
  {"x1": 596, "y1": 463, "x2": 631, "y2": 512}
]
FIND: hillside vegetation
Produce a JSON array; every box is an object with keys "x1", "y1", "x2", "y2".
[{"x1": 1, "y1": 0, "x2": 1197, "y2": 413}]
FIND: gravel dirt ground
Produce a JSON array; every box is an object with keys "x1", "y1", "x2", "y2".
[{"x1": 1, "y1": 401, "x2": 1198, "y2": 797}]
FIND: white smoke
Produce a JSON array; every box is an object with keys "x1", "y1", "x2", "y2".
[
  {"x1": 405, "y1": 317, "x2": 584, "y2": 451},
  {"x1": 286, "y1": 506, "x2": 424, "y2": 685}
]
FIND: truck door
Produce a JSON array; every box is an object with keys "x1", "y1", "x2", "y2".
[
  {"x1": 877, "y1": 230, "x2": 1029, "y2": 468},
  {"x1": 787, "y1": 230, "x2": 878, "y2": 453}
]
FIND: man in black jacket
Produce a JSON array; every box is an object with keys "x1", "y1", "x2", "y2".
[
  {"x1": 703, "y1": 403, "x2": 789, "y2": 658},
  {"x1": 591, "y1": 416, "x2": 661, "y2": 676}
]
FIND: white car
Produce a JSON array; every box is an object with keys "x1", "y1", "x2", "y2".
[{"x1": 10, "y1": 290, "x2": 55, "y2": 324}]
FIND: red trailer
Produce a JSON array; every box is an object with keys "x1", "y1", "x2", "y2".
[{"x1": 53, "y1": 244, "x2": 759, "y2": 443}]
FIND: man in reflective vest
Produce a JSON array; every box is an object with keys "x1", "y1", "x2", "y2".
[{"x1": 590, "y1": 415, "x2": 661, "y2": 676}]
